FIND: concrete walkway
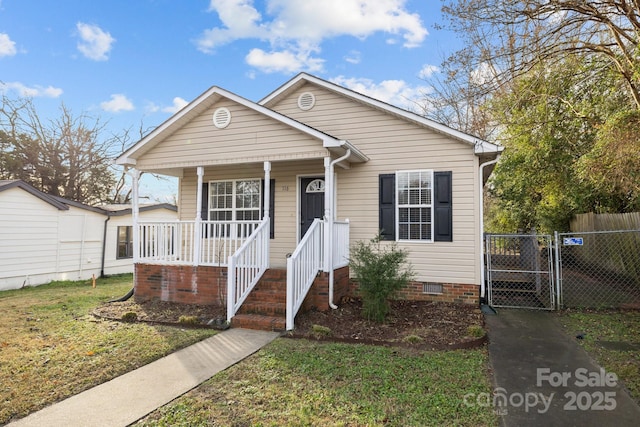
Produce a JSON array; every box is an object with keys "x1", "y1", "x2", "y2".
[
  {"x1": 8, "y1": 328, "x2": 280, "y2": 427},
  {"x1": 485, "y1": 309, "x2": 640, "y2": 426}
]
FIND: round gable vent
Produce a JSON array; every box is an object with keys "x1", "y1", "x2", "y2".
[
  {"x1": 213, "y1": 107, "x2": 231, "y2": 129},
  {"x1": 297, "y1": 92, "x2": 315, "y2": 111}
]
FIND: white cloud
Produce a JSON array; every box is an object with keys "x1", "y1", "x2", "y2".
[
  {"x1": 100, "y1": 94, "x2": 134, "y2": 112},
  {"x1": 470, "y1": 62, "x2": 498, "y2": 86},
  {"x1": 162, "y1": 97, "x2": 189, "y2": 113},
  {"x1": 330, "y1": 75, "x2": 430, "y2": 111},
  {"x1": 344, "y1": 50, "x2": 361, "y2": 64},
  {"x1": 0, "y1": 81, "x2": 62, "y2": 98},
  {"x1": 76, "y1": 22, "x2": 115, "y2": 61},
  {"x1": 246, "y1": 48, "x2": 324, "y2": 73},
  {"x1": 0, "y1": 33, "x2": 17, "y2": 57},
  {"x1": 418, "y1": 64, "x2": 439, "y2": 79},
  {"x1": 196, "y1": 0, "x2": 427, "y2": 73}
]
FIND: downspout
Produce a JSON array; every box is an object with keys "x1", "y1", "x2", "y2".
[
  {"x1": 100, "y1": 215, "x2": 111, "y2": 278},
  {"x1": 479, "y1": 156, "x2": 501, "y2": 301},
  {"x1": 327, "y1": 148, "x2": 351, "y2": 310}
]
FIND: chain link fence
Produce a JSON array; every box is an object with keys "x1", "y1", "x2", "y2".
[
  {"x1": 485, "y1": 230, "x2": 640, "y2": 310},
  {"x1": 556, "y1": 230, "x2": 640, "y2": 309}
]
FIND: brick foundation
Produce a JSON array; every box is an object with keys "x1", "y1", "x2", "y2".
[
  {"x1": 301, "y1": 266, "x2": 351, "y2": 311},
  {"x1": 134, "y1": 263, "x2": 479, "y2": 310},
  {"x1": 134, "y1": 264, "x2": 226, "y2": 306},
  {"x1": 348, "y1": 279, "x2": 479, "y2": 305}
]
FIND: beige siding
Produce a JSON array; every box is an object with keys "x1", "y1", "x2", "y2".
[
  {"x1": 269, "y1": 83, "x2": 482, "y2": 286},
  {"x1": 136, "y1": 99, "x2": 329, "y2": 170}
]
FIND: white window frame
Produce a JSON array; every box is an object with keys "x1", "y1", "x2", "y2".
[
  {"x1": 208, "y1": 178, "x2": 262, "y2": 222},
  {"x1": 396, "y1": 170, "x2": 434, "y2": 243}
]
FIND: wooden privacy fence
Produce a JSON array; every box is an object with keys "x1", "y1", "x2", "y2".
[{"x1": 571, "y1": 212, "x2": 640, "y2": 232}]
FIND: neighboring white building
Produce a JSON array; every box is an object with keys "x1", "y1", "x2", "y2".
[{"x1": 0, "y1": 180, "x2": 177, "y2": 291}]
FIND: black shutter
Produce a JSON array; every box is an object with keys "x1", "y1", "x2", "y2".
[
  {"x1": 262, "y1": 179, "x2": 276, "y2": 239},
  {"x1": 379, "y1": 174, "x2": 396, "y2": 241},
  {"x1": 434, "y1": 171, "x2": 452, "y2": 242},
  {"x1": 201, "y1": 182, "x2": 209, "y2": 220}
]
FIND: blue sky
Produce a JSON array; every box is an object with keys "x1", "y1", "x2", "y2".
[{"x1": 0, "y1": 0, "x2": 462, "y2": 201}]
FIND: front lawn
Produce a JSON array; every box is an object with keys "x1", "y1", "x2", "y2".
[
  {"x1": 0, "y1": 275, "x2": 217, "y2": 424},
  {"x1": 136, "y1": 339, "x2": 497, "y2": 426},
  {"x1": 558, "y1": 310, "x2": 640, "y2": 403}
]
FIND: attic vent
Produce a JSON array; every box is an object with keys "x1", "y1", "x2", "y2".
[
  {"x1": 297, "y1": 92, "x2": 315, "y2": 111},
  {"x1": 213, "y1": 107, "x2": 231, "y2": 129}
]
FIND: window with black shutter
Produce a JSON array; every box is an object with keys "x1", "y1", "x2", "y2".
[{"x1": 378, "y1": 170, "x2": 452, "y2": 242}]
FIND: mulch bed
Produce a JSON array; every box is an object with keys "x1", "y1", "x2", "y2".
[{"x1": 93, "y1": 298, "x2": 486, "y2": 350}]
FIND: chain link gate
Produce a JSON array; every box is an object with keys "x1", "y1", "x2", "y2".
[{"x1": 485, "y1": 234, "x2": 555, "y2": 310}]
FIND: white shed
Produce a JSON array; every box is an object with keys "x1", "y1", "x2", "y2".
[{"x1": 0, "y1": 180, "x2": 176, "y2": 291}]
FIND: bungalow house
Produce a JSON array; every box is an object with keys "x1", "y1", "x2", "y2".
[
  {"x1": 0, "y1": 179, "x2": 177, "y2": 291},
  {"x1": 115, "y1": 73, "x2": 502, "y2": 331}
]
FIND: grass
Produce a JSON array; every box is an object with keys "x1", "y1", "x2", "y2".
[
  {"x1": 558, "y1": 310, "x2": 640, "y2": 403},
  {"x1": 136, "y1": 339, "x2": 498, "y2": 426},
  {"x1": 0, "y1": 275, "x2": 217, "y2": 424},
  {"x1": 1, "y1": 274, "x2": 499, "y2": 426}
]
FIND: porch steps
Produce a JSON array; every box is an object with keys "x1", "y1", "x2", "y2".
[{"x1": 231, "y1": 268, "x2": 287, "y2": 332}]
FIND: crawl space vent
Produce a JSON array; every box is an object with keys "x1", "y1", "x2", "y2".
[
  {"x1": 213, "y1": 107, "x2": 231, "y2": 129},
  {"x1": 297, "y1": 92, "x2": 315, "y2": 111},
  {"x1": 423, "y1": 282, "x2": 443, "y2": 294}
]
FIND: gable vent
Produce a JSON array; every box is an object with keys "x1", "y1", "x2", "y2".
[
  {"x1": 213, "y1": 107, "x2": 231, "y2": 129},
  {"x1": 297, "y1": 92, "x2": 315, "y2": 111}
]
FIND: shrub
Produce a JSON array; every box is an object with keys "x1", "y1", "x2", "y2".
[
  {"x1": 121, "y1": 312, "x2": 138, "y2": 322},
  {"x1": 178, "y1": 315, "x2": 201, "y2": 325},
  {"x1": 311, "y1": 324, "x2": 332, "y2": 338},
  {"x1": 349, "y1": 234, "x2": 414, "y2": 322}
]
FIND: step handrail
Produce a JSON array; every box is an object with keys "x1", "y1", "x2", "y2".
[
  {"x1": 227, "y1": 217, "x2": 270, "y2": 322},
  {"x1": 286, "y1": 218, "x2": 324, "y2": 330}
]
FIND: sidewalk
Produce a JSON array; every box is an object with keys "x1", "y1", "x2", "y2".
[
  {"x1": 485, "y1": 309, "x2": 640, "y2": 426},
  {"x1": 8, "y1": 328, "x2": 280, "y2": 427}
]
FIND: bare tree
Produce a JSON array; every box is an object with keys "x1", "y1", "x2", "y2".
[
  {"x1": 108, "y1": 121, "x2": 172, "y2": 204},
  {"x1": 0, "y1": 95, "x2": 117, "y2": 205},
  {"x1": 440, "y1": 0, "x2": 640, "y2": 108}
]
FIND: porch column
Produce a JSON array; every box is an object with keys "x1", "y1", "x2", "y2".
[
  {"x1": 264, "y1": 161, "x2": 271, "y2": 266},
  {"x1": 194, "y1": 166, "x2": 204, "y2": 266},
  {"x1": 263, "y1": 161, "x2": 271, "y2": 219},
  {"x1": 130, "y1": 168, "x2": 141, "y2": 262}
]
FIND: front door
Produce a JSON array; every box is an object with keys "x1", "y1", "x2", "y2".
[{"x1": 300, "y1": 177, "x2": 325, "y2": 238}]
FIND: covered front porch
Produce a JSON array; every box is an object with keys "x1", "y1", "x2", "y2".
[{"x1": 128, "y1": 157, "x2": 359, "y2": 331}]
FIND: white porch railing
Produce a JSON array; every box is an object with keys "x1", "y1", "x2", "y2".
[
  {"x1": 138, "y1": 217, "x2": 350, "y2": 331},
  {"x1": 333, "y1": 219, "x2": 350, "y2": 269},
  {"x1": 227, "y1": 217, "x2": 270, "y2": 322},
  {"x1": 136, "y1": 220, "x2": 260, "y2": 266},
  {"x1": 286, "y1": 219, "x2": 325, "y2": 330},
  {"x1": 137, "y1": 221, "x2": 190, "y2": 263}
]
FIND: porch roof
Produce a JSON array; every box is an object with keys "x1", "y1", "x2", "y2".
[{"x1": 115, "y1": 85, "x2": 368, "y2": 172}]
